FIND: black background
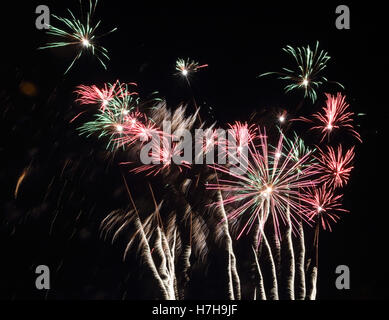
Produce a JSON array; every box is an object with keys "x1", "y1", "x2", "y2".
[{"x1": 0, "y1": 1, "x2": 388, "y2": 300}]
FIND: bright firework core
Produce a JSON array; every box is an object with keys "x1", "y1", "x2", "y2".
[
  {"x1": 116, "y1": 124, "x2": 123, "y2": 132},
  {"x1": 279, "y1": 115, "x2": 285, "y2": 123},
  {"x1": 82, "y1": 38, "x2": 90, "y2": 47},
  {"x1": 261, "y1": 186, "x2": 273, "y2": 197},
  {"x1": 182, "y1": 69, "x2": 188, "y2": 76},
  {"x1": 302, "y1": 78, "x2": 309, "y2": 87}
]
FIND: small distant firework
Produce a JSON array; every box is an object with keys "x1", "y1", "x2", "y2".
[
  {"x1": 297, "y1": 92, "x2": 362, "y2": 143},
  {"x1": 175, "y1": 58, "x2": 208, "y2": 77},
  {"x1": 315, "y1": 145, "x2": 355, "y2": 188},
  {"x1": 208, "y1": 129, "x2": 319, "y2": 241},
  {"x1": 39, "y1": 0, "x2": 117, "y2": 74},
  {"x1": 300, "y1": 184, "x2": 348, "y2": 231},
  {"x1": 259, "y1": 41, "x2": 344, "y2": 103}
]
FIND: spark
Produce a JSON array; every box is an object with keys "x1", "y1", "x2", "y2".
[
  {"x1": 15, "y1": 167, "x2": 30, "y2": 199},
  {"x1": 82, "y1": 38, "x2": 90, "y2": 47}
]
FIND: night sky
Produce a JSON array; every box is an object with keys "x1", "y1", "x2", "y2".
[{"x1": 0, "y1": 1, "x2": 388, "y2": 300}]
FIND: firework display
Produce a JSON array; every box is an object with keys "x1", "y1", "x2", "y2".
[
  {"x1": 66, "y1": 38, "x2": 359, "y2": 298},
  {"x1": 4, "y1": 0, "x2": 375, "y2": 304}
]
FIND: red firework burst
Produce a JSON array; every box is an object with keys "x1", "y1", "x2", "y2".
[
  {"x1": 300, "y1": 184, "x2": 348, "y2": 231},
  {"x1": 297, "y1": 92, "x2": 361, "y2": 143},
  {"x1": 75, "y1": 81, "x2": 137, "y2": 111},
  {"x1": 315, "y1": 145, "x2": 355, "y2": 188},
  {"x1": 112, "y1": 112, "x2": 156, "y2": 147}
]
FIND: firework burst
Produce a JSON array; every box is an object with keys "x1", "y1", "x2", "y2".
[
  {"x1": 259, "y1": 41, "x2": 343, "y2": 102},
  {"x1": 175, "y1": 58, "x2": 208, "y2": 77},
  {"x1": 226, "y1": 122, "x2": 256, "y2": 152},
  {"x1": 208, "y1": 128, "x2": 319, "y2": 241},
  {"x1": 315, "y1": 145, "x2": 355, "y2": 188},
  {"x1": 75, "y1": 81, "x2": 136, "y2": 111},
  {"x1": 77, "y1": 91, "x2": 139, "y2": 150},
  {"x1": 297, "y1": 92, "x2": 362, "y2": 143},
  {"x1": 300, "y1": 184, "x2": 348, "y2": 231},
  {"x1": 38, "y1": 0, "x2": 117, "y2": 74},
  {"x1": 115, "y1": 115, "x2": 164, "y2": 149}
]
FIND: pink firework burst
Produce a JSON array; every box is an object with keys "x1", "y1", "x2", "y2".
[
  {"x1": 315, "y1": 145, "x2": 355, "y2": 188},
  {"x1": 300, "y1": 184, "x2": 348, "y2": 231},
  {"x1": 208, "y1": 128, "x2": 319, "y2": 242},
  {"x1": 75, "y1": 81, "x2": 137, "y2": 111},
  {"x1": 227, "y1": 121, "x2": 256, "y2": 150},
  {"x1": 221, "y1": 121, "x2": 257, "y2": 163},
  {"x1": 298, "y1": 93, "x2": 361, "y2": 143},
  {"x1": 114, "y1": 116, "x2": 165, "y2": 149}
]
